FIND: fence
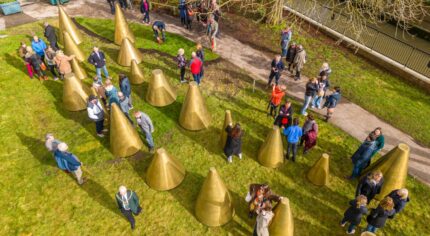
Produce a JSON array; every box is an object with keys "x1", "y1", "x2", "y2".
[{"x1": 285, "y1": 1, "x2": 430, "y2": 79}]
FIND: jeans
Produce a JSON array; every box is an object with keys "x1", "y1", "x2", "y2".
[
  {"x1": 73, "y1": 166, "x2": 83, "y2": 184},
  {"x1": 154, "y1": 30, "x2": 166, "y2": 41},
  {"x1": 287, "y1": 142, "x2": 298, "y2": 161},
  {"x1": 96, "y1": 65, "x2": 109, "y2": 82},
  {"x1": 192, "y1": 73, "x2": 201, "y2": 85},
  {"x1": 366, "y1": 224, "x2": 378, "y2": 233},
  {"x1": 180, "y1": 66, "x2": 186, "y2": 81},
  {"x1": 312, "y1": 95, "x2": 323, "y2": 108},
  {"x1": 108, "y1": 1, "x2": 115, "y2": 14},
  {"x1": 95, "y1": 119, "x2": 104, "y2": 134},
  {"x1": 119, "y1": 0, "x2": 127, "y2": 9},
  {"x1": 142, "y1": 129, "x2": 154, "y2": 149},
  {"x1": 268, "y1": 71, "x2": 281, "y2": 85},
  {"x1": 281, "y1": 48, "x2": 288, "y2": 57},
  {"x1": 341, "y1": 218, "x2": 356, "y2": 233},
  {"x1": 143, "y1": 11, "x2": 150, "y2": 23},
  {"x1": 300, "y1": 95, "x2": 313, "y2": 115}
]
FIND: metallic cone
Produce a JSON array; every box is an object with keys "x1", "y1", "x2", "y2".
[
  {"x1": 220, "y1": 110, "x2": 233, "y2": 147},
  {"x1": 63, "y1": 31, "x2": 85, "y2": 62},
  {"x1": 307, "y1": 153, "x2": 330, "y2": 186},
  {"x1": 146, "y1": 69, "x2": 177, "y2": 107},
  {"x1": 361, "y1": 143, "x2": 410, "y2": 200},
  {"x1": 179, "y1": 81, "x2": 211, "y2": 131},
  {"x1": 63, "y1": 73, "x2": 89, "y2": 111},
  {"x1": 360, "y1": 232, "x2": 376, "y2": 236},
  {"x1": 117, "y1": 38, "x2": 143, "y2": 67},
  {"x1": 110, "y1": 103, "x2": 144, "y2": 157},
  {"x1": 130, "y1": 59, "x2": 145, "y2": 84},
  {"x1": 58, "y1": 6, "x2": 83, "y2": 45},
  {"x1": 114, "y1": 3, "x2": 136, "y2": 45},
  {"x1": 269, "y1": 198, "x2": 294, "y2": 236},
  {"x1": 195, "y1": 167, "x2": 234, "y2": 227},
  {"x1": 71, "y1": 57, "x2": 87, "y2": 80},
  {"x1": 258, "y1": 126, "x2": 284, "y2": 168},
  {"x1": 145, "y1": 148, "x2": 186, "y2": 191}
]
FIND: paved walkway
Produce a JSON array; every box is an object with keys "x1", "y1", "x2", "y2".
[{"x1": 1, "y1": 0, "x2": 430, "y2": 186}]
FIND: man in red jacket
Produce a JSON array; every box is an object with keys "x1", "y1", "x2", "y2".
[
  {"x1": 268, "y1": 84, "x2": 286, "y2": 118},
  {"x1": 189, "y1": 52, "x2": 203, "y2": 85}
]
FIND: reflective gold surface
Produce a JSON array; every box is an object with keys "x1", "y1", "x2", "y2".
[
  {"x1": 58, "y1": 6, "x2": 83, "y2": 45},
  {"x1": 269, "y1": 198, "x2": 294, "y2": 236},
  {"x1": 71, "y1": 57, "x2": 87, "y2": 80},
  {"x1": 307, "y1": 153, "x2": 330, "y2": 186},
  {"x1": 63, "y1": 31, "x2": 85, "y2": 62},
  {"x1": 219, "y1": 110, "x2": 233, "y2": 147},
  {"x1": 360, "y1": 232, "x2": 376, "y2": 236},
  {"x1": 195, "y1": 167, "x2": 234, "y2": 227},
  {"x1": 362, "y1": 143, "x2": 410, "y2": 200},
  {"x1": 114, "y1": 3, "x2": 135, "y2": 45},
  {"x1": 63, "y1": 73, "x2": 89, "y2": 111},
  {"x1": 145, "y1": 148, "x2": 186, "y2": 191},
  {"x1": 110, "y1": 103, "x2": 144, "y2": 157},
  {"x1": 117, "y1": 38, "x2": 143, "y2": 67},
  {"x1": 179, "y1": 82, "x2": 211, "y2": 131},
  {"x1": 130, "y1": 59, "x2": 145, "y2": 85},
  {"x1": 258, "y1": 126, "x2": 284, "y2": 168},
  {"x1": 146, "y1": 69, "x2": 177, "y2": 107}
]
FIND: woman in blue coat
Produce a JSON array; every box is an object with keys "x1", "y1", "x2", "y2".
[
  {"x1": 349, "y1": 132, "x2": 377, "y2": 178},
  {"x1": 341, "y1": 195, "x2": 368, "y2": 234}
]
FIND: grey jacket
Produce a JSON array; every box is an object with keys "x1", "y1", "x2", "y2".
[
  {"x1": 119, "y1": 97, "x2": 130, "y2": 114},
  {"x1": 136, "y1": 111, "x2": 154, "y2": 133}
]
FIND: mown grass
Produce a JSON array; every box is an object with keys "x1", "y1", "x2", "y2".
[
  {"x1": 223, "y1": 14, "x2": 430, "y2": 147},
  {"x1": 0, "y1": 19, "x2": 429, "y2": 235}
]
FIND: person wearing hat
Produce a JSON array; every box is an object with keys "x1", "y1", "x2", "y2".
[
  {"x1": 115, "y1": 186, "x2": 142, "y2": 230},
  {"x1": 54, "y1": 142, "x2": 85, "y2": 185},
  {"x1": 134, "y1": 110, "x2": 155, "y2": 153},
  {"x1": 87, "y1": 95, "x2": 107, "y2": 137}
]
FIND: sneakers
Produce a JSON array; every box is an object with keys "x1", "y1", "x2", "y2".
[
  {"x1": 340, "y1": 222, "x2": 346, "y2": 227},
  {"x1": 180, "y1": 79, "x2": 187, "y2": 84},
  {"x1": 129, "y1": 106, "x2": 134, "y2": 110},
  {"x1": 346, "y1": 229, "x2": 355, "y2": 234},
  {"x1": 102, "y1": 129, "x2": 108, "y2": 132},
  {"x1": 97, "y1": 133, "x2": 105, "y2": 138},
  {"x1": 238, "y1": 154, "x2": 242, "y2": 160},
  {"x1": 54, "y1": 77, "x2": 59, "y2": 81},
  {"x1": 227, "y1": 156, "x2": 232, "y2": 163}
]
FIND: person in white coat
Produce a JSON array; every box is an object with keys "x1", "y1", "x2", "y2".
[{"x1": 254, "y1": 201, "x2": 274, "y2": 236}]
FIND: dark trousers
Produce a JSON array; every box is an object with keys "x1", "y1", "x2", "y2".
[
  {"x1": 286, "y1": 142, "x2": 298, "y2": 161},
  {"x1": 108, "y1": 1, "x2": 115, "y2": 14},
  {"x1": 119, "y1": 0, "x2": 127, "y2": 9},
  {"x1": 269, "y1": 102, "x2": 278, "y2": 117},
  {"x1": 180, "y1": 66, "x2": 185, "y2": 81},
  {"x1": 192, "y1": 73, "x2": 201, "y2": 84},
  {"x1": 142, "y1": 11, "x2": 150, "y2": 23},
  {"x1": 295, "y1": 68, "x2": 301, "y2": 80},
  {"x1": 341, "y1": 218, "x2": 356, "y2": 233},
  {"x1": 95, "y1": 119, "x2": 104, "y2": 134},
  {"x1": 268, "y1": 71, "x2": 280, "y2": 85},
  {"x1": 120, "y1": 207, "x2": 141, "y2": 229},
  {"x1": 47, "y1": 64, "x2": 58, "y2": 78},
  {"x1": 49, "y1": 41, "x2": 59, "y2": 51}
]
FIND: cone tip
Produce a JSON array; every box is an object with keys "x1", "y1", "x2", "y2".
[
  {"x1": 189, "y1": 81, "x2": 198, "y2": 87},
  {"x1": 152, "y1": 69, "x2": 162, "y2": 75},
  {"x1": 321, "y1": 153, "x2": 329, "y2": 159},
  {"x1": 65, "y1": 72, "x2": 76, "y2": 79},
  {"x1": 280, "y1": 197, "x2": 289, "y2": 205},
  {"x1": 225, "y1": 110, "x2": 231, "y2": 114},
  {"x1": 272, "y1": 125, "x2": 280, "y2": 130},
  {"x1": 209, "y1": 167, "x2": 217, "y2": 172},
  {"x1": 398, "y1": 143, "x2": 409, "y2": 152},
  {"x1": 156, "y1": 148, "x2": 166, "y2": 154}
]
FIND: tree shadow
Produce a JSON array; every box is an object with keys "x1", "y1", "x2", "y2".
[
  {"x1": 80, "y1": 179, "x2": 123, "y2": 217},
  {"x1": 16, "y1": 132, "x2": 57, "y2": 167},
  {"x1": 169, "y1": 171, "x2": 204, "y2": 217}
]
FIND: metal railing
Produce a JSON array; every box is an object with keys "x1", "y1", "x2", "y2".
[{"x1": 285, "y1": 1, "x2": 430, "y2": 78}]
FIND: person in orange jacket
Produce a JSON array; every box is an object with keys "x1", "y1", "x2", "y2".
[{"x1": 268, "y1": 84, "x2": 286, "y2": 118}]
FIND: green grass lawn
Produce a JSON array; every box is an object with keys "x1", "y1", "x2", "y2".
[
  {"x1": 0, "y1": 18, "x2": 429, "y2": 235},
  {"x1": 223, "y1": 14, "x2": 430, "y2": 147}
]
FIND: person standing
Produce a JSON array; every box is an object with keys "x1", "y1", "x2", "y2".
[
  {"x1": 176, "y1": 48, "x2": 187, "y2": 83},
  {"x1": 311, "y1": 74, "x2": 330, "y2": 109},
  {"x1": 118, "y1": 92, "x2": 133, "y2": 124},
  {"x1": 54, "y1": 50, "x2": 74, "y2": 80},
  {"x1": 340, "y1": 195, "x2": 368, "y2": 235},
  {"x1": 293, "y1": 45, "x2": 306, "y2": 81},
  {"x1": 19, "y1": 42, "x2": 34, "y2": 79},
  {"x1": 152, "y1": 21, "x2": 166, "y2": 43},
  {"x1": 253, "y1": 203, "x2": 274, "y2": 236},
  {"x1": 319, "y1": 62, "x2": 332, "y2": 78},
  {"x1": 285, "y1": 42, "x2": 297, "y2": 72},
  {"x1": 134, "y1": 111, "x2": 155, "y2": 153},
  {"x1": 196, "y1": 43, "x2": 205, "y2": 78},
  {"x1": 140, "y1": 0, "x2": 150, "y2": 24},
  {"x1": 88, "y1": 46, "x2": 109, "y2": 82},
  {"x1": 300, "y1": 114, "x2": 318, "y2": 154},
  {"x1": 365, "y1": 196, "x2": 395, "y2": 233},
  {"x1": 44, "y1": 46, "x2": 59, "y2": 81},
  {"x1": 185, "y1": 4, "x2": 194, "y2": 30},
  {"x1": 267, "y1": 55, "x2": 285, "y2": 86},
  {"x1": 356, "y1": 171, "x2": 384, "y2": 203},
  {"x1": 43, "y1": 22, "x2": 58, "y2": 51},
  {"x1": 45, "y1": 133, "x2": 68, "y2": 170},
  {"x1": 105, "y1": 79, "x2": 120, "y2": 109},
  {"x1": 25, "y1": 47, "x2": 47, "y2": 81},
  {"x1": 350, "y1": 132, "x2": 377, "y2": 178},
  {"x1": 364, "y1": 127, "x2": 385, "y2": 168},
  {"x1": 274, "y1": 101, "x2": 293, "y2": 128},
  {"x1": 207, "y1": 16, "x2": 219, "y2": 51},
  {"x1": 118, "y1": 0, "x2": 127, "y2": 9},
  {"x1": 283, "y1": 118, "x2": 303, "y2": 162},
  {"x1": 87, "y1": 95, "x2": 107, "y2": 138},
  {"x1": 268, "y1": 84, "x2": 286, "y2": 118},
  {"x1": 115, "y1": 186, "x2": 142, "y2": 230},
  {"x1": 280, "y1": 27, "x2": 292, "y2": 58},
  {"x1": 189, "y1": 52, "x2": 203, "y2": 85},
  {"x1": 387, "y1": 189, "x2": 409, "y2": 217},
  {"x1": 107, "y1": 0, "x2": 116, "y2": 14},
  {"x1": 178, "y1": 0, "x2": 187, "y2": 26},
  {"x1": 31, "y1": 36, "x2": 47, "y2": 62},
  {"x1": 224, "y1": 123, "x2": 243, "y2": 163},
  {"x1": 92, "y1": 76, "x2": 107, "y2": 106},
  {"x1": 119, "y1": 74, "x2": 133, "y2": 109},
  {"x1": 54, "y1": 143, "x2": 85, "y2": 185},
  {"x1": 300, "y1": 77, "x2": 318, "y2": 115},
  {"x1": 322, "y1": 86, "x2": 341, "y2": 121}
]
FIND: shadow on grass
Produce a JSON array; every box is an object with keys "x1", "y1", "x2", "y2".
[
  {"x1": 126, "y1": 150, "x2": 152, "y2": 181},
  {"x1": 169, "y1": 171, "x2": 204, "y2": 217},
  {"x1": 16, "y1": 132, "x2": 57, "y2": 167},
  {"x1": 80, "y1": 179, "x2": 123, "y2": 218},
  {"x1": 179, "y1": 126, "x2": 224, "y2": 157}
]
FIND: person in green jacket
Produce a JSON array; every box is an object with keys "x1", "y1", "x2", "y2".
[
  {"x1": 365, "y1": 127, "x2": 385, "y2": 168},
  {"x1": 115, "y1": 186, "x2": 142, "y2": 230}
]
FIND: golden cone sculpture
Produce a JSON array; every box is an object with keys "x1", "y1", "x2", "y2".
[
  {"x1": 110, "y1": 103, "x2": 144, "y2": 157},
  {"x1": 360, "y1": 232, "x2": 376, "y2": 236},
  {"x1": 220, "y1": 110, "x2": 233, "y2": 147},
  {"x1": 269, "y1": 198, "x2": 294, "y2": 236},
  {"x1": 258, "y1": 126, "x2": 284, "y2": 168},
  {"x1": 63, "y1": 31, "x2": 85, "y2": 62},
  {"x1": 195, "y1": 167, "x2": 234, "y2": 226},
  {"x1": 146, "y1": 69, "x2": 177, "y2": 107},
  {"x1": 145, "y1": 148, "x2": 186, "y2": 191},
  {"x1": 179, "y1": 81, "x2": 211, "y2": 131},
  {"x1": 71, "y1": 57, "x2": 87, "y2": 80},
  {"x1": 361, "y1": 143, "x2": 410, "y2": 200},
  {"x1": 130, "y1": 59, "x2": 145, "y2": 84},
  {"x1": 63, "y1": 73, "x2": 89, "y2": 111},
  {"x1": 58, "y1": 6, "x2": 83, "y2": 45},
  {"x1": 307, "y1": 153, "x2": 330, "y2": 186},
  {"x1": 114, "y1": 3, "x2": 136, "y2": 45},
  {"x1": 117, "y1": 38, "x2": 143, "y2": 67}
]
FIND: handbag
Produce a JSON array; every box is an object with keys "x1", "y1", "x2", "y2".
[{"x1": 40, "y1": 62, "x2": 47, "y2": 71}]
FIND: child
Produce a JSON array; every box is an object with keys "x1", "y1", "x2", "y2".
[
  {"x1": 268, "y1": 84, "x2": 286, "y2": 118},
  {"x1": 341, "y1": 195, "x2": 368, "y2": 234}
]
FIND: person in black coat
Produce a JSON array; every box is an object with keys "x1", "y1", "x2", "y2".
[
  {"x1": 366, "y1": 196, "x2": 395, "y2": 233},
  {"x1": 387, "y1": 188, "x2": 409, "y2": 217},
  {"x1": 43, "y1": 22, "x2": 58, "y2": 51},
  {"x1": 286, "y1": 42, "x2": 297, "y2": 72},
  {"x1": 355, "y1": 171, "x2": 384, "y2": 203},
  {"x1": 87, "y1": 46, "x2": 109, "y2": 82},
  {"x1": 224, "y1": 123, "x2": 243, "y2": 163},
  {"x1": 274, "y1": 101, "x2": 293, "y2": 127},
  {"x1": 341, "y1": 195, "x2": 368, "y2": 234},
  {"x1": 268, "y1": 55, "x2": 285, "y2": 86}
]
